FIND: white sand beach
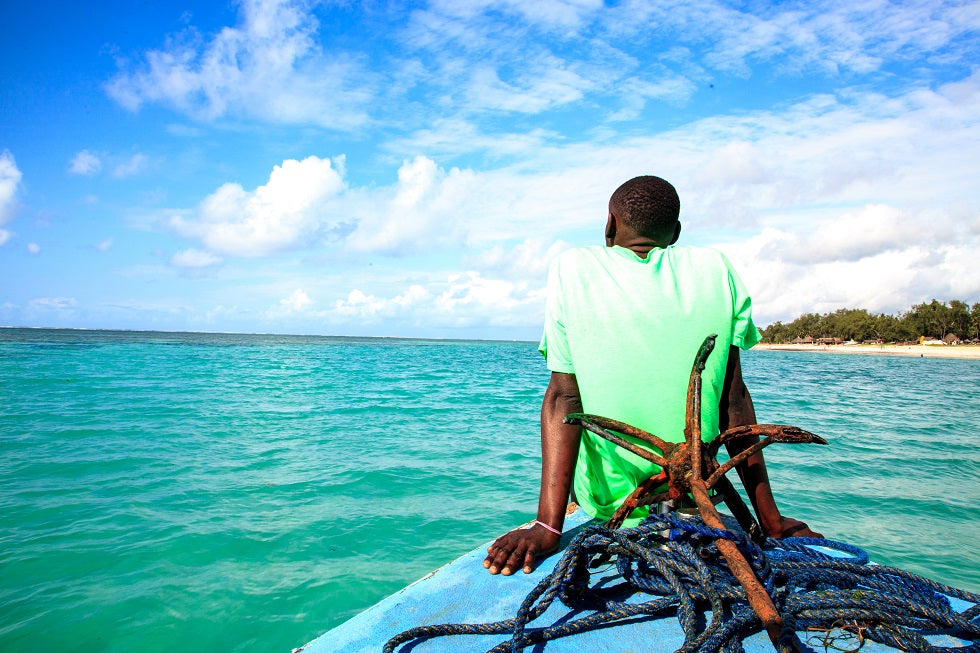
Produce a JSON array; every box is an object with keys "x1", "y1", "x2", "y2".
[{"x1": 754, "y1": 343, "x2": 980, "y2": 360}]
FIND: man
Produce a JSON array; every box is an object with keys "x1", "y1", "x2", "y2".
[{"x1": 484, "y1": 175, "x2": 820, "y2": 576}]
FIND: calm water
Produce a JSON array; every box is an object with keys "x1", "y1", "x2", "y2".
[{"x1": 1, "y1": 328, "x2": 978, "y2": 652}]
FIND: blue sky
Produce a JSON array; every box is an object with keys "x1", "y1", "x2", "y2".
[{"x1": 2, "y1": 0, "x2": 978, "y2": 339}]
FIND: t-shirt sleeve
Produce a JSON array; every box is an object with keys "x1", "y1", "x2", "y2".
[
  {"x1": 723, "y1": 255, "x2": 762, "y2": 350},
  {"x1": 538, "y1": 257, "x2": 575, "y2": 373}
]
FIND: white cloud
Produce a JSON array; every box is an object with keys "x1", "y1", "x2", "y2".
[
  {"x1": 425, "y1": 0, "x2": 603, "y2": 32},
  {"x1": 101, "y1": 0, "x2": 980, "y2": 144},
  {"x1": 279, "y1": 288, "x2": 311, "y2": 312},
  {"x1": 332, "y1": 271, "x2": 544, "y2": 327},
  {"x1": 169, "y1": 155, "x2": 346, "y2": 256},
  {"x1": 68, "y1": 150, "x2": 146, "y2": 179},
  {"x1": 606, "y1": 74, "x2": 699, "y2": 121},
  {"x1": 464, "y1": 237, "x2": 573, "y2": 280},
  {"x1": 392, "y1": 283, "x2": 430, "y2": 308},
  {"x1": 694, "y1": 141, "x2": 769, "y2": 187},
  {"x1": 143, "y1": 60, "x2": 980, "y2": 333},
  {"x1": 170, "y1": 248, "x2": 222, "y2": 268},
  {"x1": 168, "y1": 61, "x2": 972, "y2": 270},
  {"x1": 343, "y1": 155, "x2": 621, "y2": 256},
  {"x1": 666, "y1": 76, "x2": 980, "y2": 322},
  {"x1": 464, "y1": 57, "x2": 592, "y2": 114},
  {"x1": 435, "y1": 270, "x2": 546, "y2": 326},
  {"x1": 333, "y1": 289, "x2": 389, "y2": 319},
  {"x1": 106, "y1": 0, "x2": 372, "y2": 129},
  {"x1": 401, "y1": 7, "x2": 682, "y2": 123},
  {"x1": 165, "y1": 123, "x2": 204, "y2": 138},
  {"x1": 766, "y1": 205, "x2": 932, "y2": 265},
  {"x1": 346, "y1": 156, "x2": 479, "y2": 254},
  {"x1": 713, "y1": 201, "x2": 980, "y2": 324},
  {"x1": 386, "y1": 118, "x2": 558, "y2": 160},
  {"x1": 398, "y1": 0, "x2": 980, "y2": 135},
  {"x1": 27, "y1": 242, "x2": 40, "y2": 254},
  {"x1": 29, "y1": 297, "x2": 77, "y2": 309},
  {"x1": 113, "y1": 153, "x2": 148, "y2": 178},
  {"x1": 203, "y1": 304, "x2": 241, "y2": 325},
  {"x1": 94, "y1": 238, "x2": 114, "y2": 251},
  {"x1": 667, "y1": 74, "x2": 980, "y2": 234},
  {"x1": 0, "y1": 150, "x2": 22, "y2": 244},
  {"x1": 332, "y1": 284, "x2": 432, "y2": 321},
  {"x1": 605, "y1": 0, "x2": 975, "y2": 78},
  {"x1": 26, "y1": 297, "x2": 79, "y2": 322},
  {"x1": 167, "y1": 151, "x2": 600, "y2": 262},
  {"x1": 434, "y1": 271, "x2": 533, "y2": 318},
  {"x1": 69, "y1": 150, "x2": 103, "y2": 176},
  {"x1": 368, "y1": 72, "x2": 980, "y2": 323}
]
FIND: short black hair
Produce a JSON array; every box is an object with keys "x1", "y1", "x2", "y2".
[{"x1": 609, "y1": 175, "x2": 680, "y2": 238}]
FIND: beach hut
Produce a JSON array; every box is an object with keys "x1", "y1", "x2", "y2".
[{"x1": 942, "y1": 333, "x2": 960, "y2": 345}]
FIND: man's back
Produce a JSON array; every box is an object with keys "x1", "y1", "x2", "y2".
[
  {"x1": 484, "y1": 175, "x2": 816, "y2": 577},
  {"x1": 539, "y1": 243, "x2": 761, "y2": 523}
]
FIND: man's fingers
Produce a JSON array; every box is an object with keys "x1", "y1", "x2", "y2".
[
  {"x1": 500, "y1": 543, "x2": 530, "y2": 575},
  {"x1": 522, "y1": 546, "x2": 538, "y2": 574},
  {"x1": 489, "y1": 548, "x2": 513, "y2": 574},
  {"x1": 488, "y1": 537, "x2": 531, "y2": 575},
  {"x1": 780, "y1": 517, "x2": 823, "y2": 539},
  {"x1": 486, "y1": 539, "x2": 520, "y2": 574},
  {"x1": 484, "y1": 529, "x2": 557, "y2": 575},
  {"x1": 484, "y1": 547, "x2": 507, "y2": 573},
  {"x1": 483, "y1": 534, "x2": 512, "y2": 570}
]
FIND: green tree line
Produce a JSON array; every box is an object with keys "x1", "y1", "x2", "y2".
[{"x1": 760, "y1": 300, "x2": 980, "y2": 344}]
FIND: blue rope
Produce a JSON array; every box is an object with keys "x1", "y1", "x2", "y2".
[{"x1": 384, "y1": 515, "x2": 980, "y2": 653}]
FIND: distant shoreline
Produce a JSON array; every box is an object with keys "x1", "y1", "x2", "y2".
[{"x1": 754, "y1": 343, "x2": 980, "y2": 360}]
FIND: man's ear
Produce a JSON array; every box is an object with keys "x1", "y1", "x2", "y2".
[
  {"x1": 669, "y1": 221, "x2": 681, "y2": 246},
  {"x1": 605, "y1": 213, "x2": 616, "y2": 246}
]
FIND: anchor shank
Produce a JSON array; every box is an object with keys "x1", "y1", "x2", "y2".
[{"x1": 690, "y1": 480, "x2": 787, "y2": 649}]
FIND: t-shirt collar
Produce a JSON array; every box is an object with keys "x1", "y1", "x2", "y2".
[{"x1": 610, "y1": 244, "x2": 664, "y2": 263}]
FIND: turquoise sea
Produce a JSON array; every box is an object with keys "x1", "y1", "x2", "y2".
[{"x1": 1, "y1": 327, "x2": 978, "y2": 653}]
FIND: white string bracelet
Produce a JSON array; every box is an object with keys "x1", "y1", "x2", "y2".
[{"x1": 534, "y1": 520, "x2": 562, "y2": 535}]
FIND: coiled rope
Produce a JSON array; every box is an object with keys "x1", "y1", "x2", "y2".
[{"x1": 384, "y1": 514, "x2": 980, "y2": 653}]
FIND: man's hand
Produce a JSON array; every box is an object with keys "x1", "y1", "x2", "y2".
[
  {"x1": 772, "y1": 516, "x2": 823, "y2": 539},
  {"x1": 483, "y1": 524, "x2": 560, "y2": 575},
  {"x1": 482, "y1": 372, "x2": 580, "y2": 576},
  {"x1": 720, "y1": 347, "x2": 824, "y2": 540}
]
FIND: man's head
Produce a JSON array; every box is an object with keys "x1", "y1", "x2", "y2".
[{"x1": 607, "y1": 176, "x2": 681, "y2": 247}]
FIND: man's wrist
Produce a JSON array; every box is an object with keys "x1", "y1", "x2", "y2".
[
  {"x1": 756, "y1": 507, "x2": 783, "y2": 536},
  {"x1": 533, "y1": 520, "x2": 562, "y2": 536},
  {"x1": 763, "y1": 515, "x2": 790, "y2": 537}
]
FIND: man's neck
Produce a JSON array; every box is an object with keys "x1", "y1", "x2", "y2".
[{"x1": 613, "y1": 236, "x2": 668, "y2": 259}]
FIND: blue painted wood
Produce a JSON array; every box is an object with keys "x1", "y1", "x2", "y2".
[{"x1": 295, "y1": 506, "x2": 953, "y2": 653}]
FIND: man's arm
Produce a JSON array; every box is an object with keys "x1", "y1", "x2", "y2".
[
  {"x1": 483, "y1": 372, "x2": 583, "y2": 574},
  {"x1": 720, "y1": 347, "x2": 822, "y2": 539}
]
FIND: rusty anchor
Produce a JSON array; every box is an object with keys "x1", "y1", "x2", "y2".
[{"x1": 564, "y1": 334, "x2": 827, "y2": 652}]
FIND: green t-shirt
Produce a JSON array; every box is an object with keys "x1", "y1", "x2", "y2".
[{"x1": 539, "y1": 244, "x2": 761, "y2": 526}]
